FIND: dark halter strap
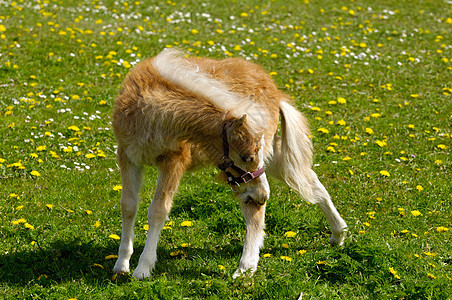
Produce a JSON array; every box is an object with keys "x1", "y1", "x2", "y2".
[{"x1": 217, "y1": 117, "x2": 265, "y2": 191}]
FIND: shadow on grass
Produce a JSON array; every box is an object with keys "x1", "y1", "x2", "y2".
[
  {"x1": 0, "y1": 238, "x2": 118, "y2": 286},
  {"x1": 0, "y1": 236, "x2": 244, "y2": 287}
]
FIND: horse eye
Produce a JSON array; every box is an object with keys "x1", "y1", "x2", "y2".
[{"x1": 241, "y1": 155, "x2": 253, "y2": 163}]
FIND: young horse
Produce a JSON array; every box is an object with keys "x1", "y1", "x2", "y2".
[{"x1": 112, "y1": 49, "x2": 347, "y2": 280}]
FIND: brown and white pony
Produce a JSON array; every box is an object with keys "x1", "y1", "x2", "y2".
[{"x1": 111, "y1": 49, "x2": 347, "y2": 280}]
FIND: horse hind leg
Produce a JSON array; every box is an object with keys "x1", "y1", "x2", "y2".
[
  {"x1": 309, "y1": 170, "x2": 347, "y2": 246},
  {"x1": 113, "y1": 147, "x2": 144, "y2": 274},
  {"x1": 133, "y1": 150, "x2": 190, "y2": 280}
]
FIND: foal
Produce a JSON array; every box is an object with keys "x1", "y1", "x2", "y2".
[{"x1": 112, "y1": 49, "x2": 347, "y2": 280}]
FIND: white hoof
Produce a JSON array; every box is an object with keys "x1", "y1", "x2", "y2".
[
  {"x1": 113, "y1": 259, "x2": 130, "y2": 274},
  {"x1": 133, "y1": 264, "x2": 153, "y2": 280},
  {"x1": 330, "y1": 229, "x2": 347, "y2": 246},
  {"x1": 233, "y1": 267, "x2": 256, "y2": 279}
]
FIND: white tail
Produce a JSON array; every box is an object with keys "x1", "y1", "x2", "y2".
[{"x1": 268, "y1": 100, "x2": 316, "y2": 203}]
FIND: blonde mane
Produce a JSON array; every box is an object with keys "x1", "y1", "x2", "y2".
[{"x1": 152, "y1": 48, "x2": 267, "y2": 135}]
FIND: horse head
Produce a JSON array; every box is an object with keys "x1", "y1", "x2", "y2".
[{"x1": 221, "y1": 114, "x2": 270, "y2": 205}]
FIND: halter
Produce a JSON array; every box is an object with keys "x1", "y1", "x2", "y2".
[{"x1": 217, "y1": 120, "x2": 266, "y2": 192}]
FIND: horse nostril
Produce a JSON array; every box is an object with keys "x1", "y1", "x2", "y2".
[{"x1": 245, "y1": 195, "x2": 253, "y2": 204}]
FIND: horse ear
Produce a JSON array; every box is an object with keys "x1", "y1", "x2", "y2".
[
  {"x1": 227, "y1": 114, "x2": 247, "y2": 138},
  {"x1": 236, "y1": 114, "x2": 247, "y2": 127}
]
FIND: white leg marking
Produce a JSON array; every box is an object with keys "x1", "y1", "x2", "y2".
[
  {"x1": 133, "y1": 159, "x2": 185, "y2": 280},
  {"x1": 113, "y1": 156, "x2": 143, "y2": 274},
  {"x1": 233, "y1": 201, "x2": 266, "y2": 278},
  {"x1": 133, "y1": 198, "x2": 169, "y2": 280}
]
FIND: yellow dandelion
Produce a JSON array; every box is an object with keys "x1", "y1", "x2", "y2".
[
  {"x1": 365, "y1": 128, "x2": 374, "y2": 134},
  {"x1": 337, "y1": 119, "x2": 346, "y2": 125},
  {"x1": 411, "y1": 210, "x2": 422, "y2": 216},
  {"x1": 180, "y1": 220, "x2": 193, "y2": 227},
  {"x1": 68, "y1": 125, "x2": 80, "y2": 131},
  {"x1": 45, "y1": 204, "x2": 54, "y2": 210},
  {"x1": 108, "y1": 234, "x2": 121, "y2": 240},
  {"x1": 416, "y1": 185, "x2": 424, "y2": 191},
  {"x1": 170, "y1": 250, "x2": 182, "y2": 256},
  {"x1": 93, "y1": 263, "x2": 104, "y2": 269},
  {"x1": 105, "y1": 254, "x2": 118, "y2": 260},
  {"x1": 263, "y1": 253, "x2": 272, "y2": 258},
  {"x1": 436, "y1": 226, "x2": 449, "y2": 232},
  {"x1": 376, "y1": 140, "x2": 387, "y2": 147},
  {"x1": 24, "y1": 223, "x2": 35, "y2": 230},
  {"x1": 379, "y1": 170, "x2": 390, "y2": 177},
  {"x1": 298, "y1": 250, "x2": 307, "y2": 255},
  {"x1": 31, "y1": 170, "x2": 41, "y2": 177},
  {"x1": 284, "y1": 231, "x2": 297, "y2": 238},
  {"x1": 113, "y1": 185, "x2": 122, "y2": 191},
  {"x1": 280, "y1": 256, "x2": 292, "y2": 262},
  {"x1": 337, "y1": 97, "x2": 347, "y2": 104},
  {"x1": 218, "y1": 265, "x2": 226, "y2": 270}
]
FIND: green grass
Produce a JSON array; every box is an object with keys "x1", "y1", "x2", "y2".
[{"x1": 1, "y1": 0, "x2": 451, "y2": 299}]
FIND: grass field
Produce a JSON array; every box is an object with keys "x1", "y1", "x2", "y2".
[{"x1": 1, "y1": 0, "x2": 451, "y2": 299}]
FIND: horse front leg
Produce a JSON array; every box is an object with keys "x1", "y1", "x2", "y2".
[
  {"x1": 233, "y1": 201, "x2": 266, "y2": 278},
  {"x1": 133, "y1": 151, "x2": 189, "y2": 280}
]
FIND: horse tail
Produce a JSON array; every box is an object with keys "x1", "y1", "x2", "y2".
[{"x1": 268, "y1": 100, "x2": 316, "y2": 203}]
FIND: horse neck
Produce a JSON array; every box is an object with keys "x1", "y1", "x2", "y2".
[{"x1": 175, "y1": 108, "x2": 226, "y2": 165}]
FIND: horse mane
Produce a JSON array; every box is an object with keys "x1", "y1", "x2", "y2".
[{"x1": 152, "y1": 48, "x2": 268, "y2": 135}]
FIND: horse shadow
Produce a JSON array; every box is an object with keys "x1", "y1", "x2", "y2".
[{"x1": 0, "y1": 236, "x2": 244, "y2": 286}]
